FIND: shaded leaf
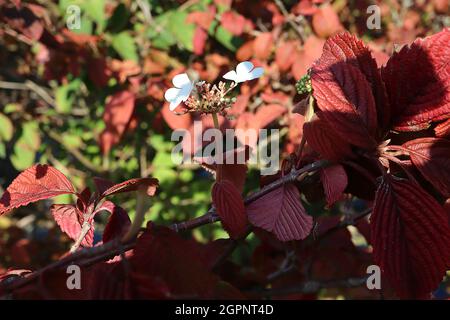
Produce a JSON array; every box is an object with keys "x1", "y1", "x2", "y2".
[
  {"x1": 403, "y1": 138, "x2": 450, "y2": 197},
  {"x1": 371, "y1": 176, "x2": 450, "y2": 298},
  {"x1": 212, "y1": 180, "x2": 247, "y2": 239},
  {"x1": 100, "y1": 177, "x2": 159, "y2": 198},
  {"x1": 247, "y1": 184, "x2": 313, "y2": 241},
  {"x1": 99, "y1": 201, "x2": 131, "y2": 243},
  {"x1": 320, "y1": 164, "x2": 348, "y2": 206}
]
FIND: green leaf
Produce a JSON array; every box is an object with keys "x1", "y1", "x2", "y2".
[
  {"x1": 55, "y1": 78, "x2": 82, "y2": 114},
  {"x1": 11, "y1": 121, "x2": 41, "y2": 170},
  {"x1": 209, "y1": 21, "x2": 243, "y2": 52},
  {"x1": 0, "y1": 113, "x2": 13, "y2": 141},
  {"x1": 149, "y1": 9, "x2": 195, "y2": 51},
  {"x1": 111, "y1": 31, "x2": 138, "y2": 62},
  {"x1": 83, "y1": 0, "x2": 106, "y2": 32}
]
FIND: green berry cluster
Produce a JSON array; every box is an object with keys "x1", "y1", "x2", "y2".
[{"x1": 296, "y1": 73, "x2": 312, "y2": 95}]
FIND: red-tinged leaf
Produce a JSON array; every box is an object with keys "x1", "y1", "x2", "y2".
[
  {"x1": 0, "y1": 4, "x2": 44, "y2": 40},
  {"x1": 229, "y1": 94, "x2": 250, "y2": 116},
  {"x1": 255, "y1": 104, "x2": 286, "y2": 128},
  {"x1": 403, "y1": 138, "x2": 450, "y2": 197},
  {"x1": 100, "y1": 178, "x2": 159, "y2": 198},
  {"x1": 311, "y1": 34, "x2": 383, "y2": 148},
  {"x1": 161, "y1": 102, "x2": 192, "y2": 130},
  {"x1": 382, "y1": 29, "x2": 450, "y2": 131},
  {"x1": 320, "y1": 164, "x2": 348, "y2": 206},
  {"x1": 275, "y1": 41, "x2": 297, "y2": 71},
  {"x1": 311, "y1": 4, "x2": 343, "y2": 38},
  {"x1": 212, "y1": 180, "x2": 247, "y2": 239},
  {"x1": 186, "y1": 6, "x2": 216, "y2": 30},
  {"x1": 220, "y1": 11, "x2": 247, "y2": 36},
  {"x1": 292, "y1": 0, "x2": 323, "y2": 15},
  {"x1": 0, "y1": 164, "x2": 75, "y2": 215},
  {"x1": 371, "y1": 176, "x2": 450, "y2": 299},
  {"x1": 99, "y1": 90, "x2": 135, "y2": 155},
  {"x1": 247, "y1": 184, "x2": 313, "y2": 242},
  {"x1": 253, "y1": 32, "x2": 273, "y2": 60},
  {"x1": 50, "y1": 204, "x2": 93, "y2": 247},
  {"x1": 195, "y1": 146, "x2": 250, "y2": 193},
  {"x1": 193, "y1": 26, "x2": 208, "y2": 56},
  {"x1": 316, "y1": 32, "x2": 390, "y2": 132},
  {"x1": 131, "y1": 224, "x2": 222, "y2": 298},
  {"x1": 236, "y1": 40, "x2": 254, "y2": 61},
  {"x1": 435, "y1": 118, "x2": 450, "y2": 138},
  {"x1": 98, "y1": 201, "x2": 131, "y2": 243},
  {"x1": 303, "y1": 114, "x2": 353, "y2": 161}
]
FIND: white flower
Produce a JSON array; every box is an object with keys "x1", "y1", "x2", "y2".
[
  {"x1": 223, "y1": 61, "x2": 264, "y2": 83},
  {"x1": 164, "y1": 73, "x2": 194, "y2": 111}
]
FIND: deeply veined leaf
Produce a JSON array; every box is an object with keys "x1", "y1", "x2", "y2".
[
  {"x1": 303, "y1": 114, "x2": 353, "y2": 161},
  {"x1": 212, "y1": 180, "x2": 247, "y2": 239},
  {"x1": 0, "y1": 164, "x2": 75, "y2": 215},
  {"x1": 247, "y1": 184, "x2": 313, "y2": 241},
  {"x1": 311, "y1": 32, "x2": 389, "y2": 137},
  {"x1": 403, "y1": 138, "x2": 450, "y2": 197},
  {"x1": 382, "y1": 29, "x2": 450, "y2": 131},
  {"x1": 320, "y1": 164, "x2": 348, "y2": 206},
  {"x1": 51, "y1": 204, "x2": 93, "y2": 247},
  {"x1": 371, "y1": 176, "x2": 450, "y2": 298},
  {"x1": 435, "y1": 118, "x2": 450, "y2": 138}
]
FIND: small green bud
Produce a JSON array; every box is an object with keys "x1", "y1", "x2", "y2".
[{"x1": 296, "y1": 73, "x2": 312, "y2": 95}]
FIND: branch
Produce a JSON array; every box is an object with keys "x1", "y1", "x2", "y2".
[{"x1": 0, "y1": 160, "x2": 329, "y2": 293}]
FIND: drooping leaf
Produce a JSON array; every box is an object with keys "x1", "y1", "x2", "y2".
[
  {"x1": 247, "y1": 184, "x2": 313, "y2": 241},
  {"x1": 97, "y1": 201, "x2": 131, "y2": 243},
  {"x1": 320, "y1": 164, "x2": 348, "y2": 206},
  {"x1": 211, "y1": 180, "x2": 247, "y2": 239},
  {"x1": 382, "y1": 29, "x2": 450, "y2": 131},
  {"x1": 99, "y1": 90, "x2": 135, "y2": 154},
  {"x1": 371, "y1": 176, "x2": 450, "y2": 298},
  {"x1": 0, "y1": 164, "x2": 75, "y2": 215},
  {"x1": 403, "y1": 138, "x2": 450, "y2": 197},
  {"x1": 100, "y1": 177, "x2": 159, "y2": 198}
]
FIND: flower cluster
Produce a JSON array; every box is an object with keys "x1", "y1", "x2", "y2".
[{"x1": 164, "y1": 61, "x2": 263, "y2": 114}]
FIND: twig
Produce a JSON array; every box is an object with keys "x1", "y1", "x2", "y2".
[
  {"x1": 274, "y1": 0, "x2": 305, "y2": 42},
  {"x1": 0, "y1": 80, "x2": 56, "y2": 107},
  {"x1": 0, "y1": 160, "x2": 329, "y2": 293}
]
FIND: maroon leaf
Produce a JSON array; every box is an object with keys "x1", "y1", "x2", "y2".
[
  {"x1": 0, "y1": 4, "x2": 44, "y2": 41},
  {"x1": 403, "y1": 138, "x2": 450, "y2": 197},
  {"x1": 0, "y1": 164, "x2": 75, "y2": 215},
  {"x1": 99, "y1": 90, "x2": 136, "y2": 155},
  {"x1": 382, "y1": 29, "x2": 450, "y2": 131},
  {"x1": 50, "y1": 204, "x2": 93, "y2": 247},
  {"x1": 131, "y1": 224, "x2": 221, "y2": 298},
  {"x1": 98, "y1": 201, "x2": 131, "y2": 243},
  {"x1": 303, "y1": 114, "x2": 353, "y2": 161},
  {"x1": 247, "y1": 184, "x2": 313, "y2": 242},
  {"x1": 371, "y1": 176, "x2": 450, "y2": 298},
  {"x1": 211, "y1": 180, "x2": 247, "y2": 239},
  {"x1": 311, "y1": 33, "x2": 381, "y2": 149},
  {"x1": 320, "y1": 164, "x2": 348, "y2": 206},
  {"x1": 100, "y1": 178, "x2": 159, "y2": 198},
  {"x1": 195, "y1": 146, "x2": 250, "y2": 193}
]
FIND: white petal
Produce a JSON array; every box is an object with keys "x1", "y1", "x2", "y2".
[
  {"x1": 172, "y1": 73, "x2": 192, "y2": 89},
  {"x1": 236, "y1": 61, "x2": 254, "y2": 76},
  {"x1": 164, "y1": 87, "x2": 180, "y2": 102},
  {"x1": 247, "y1": 67, "x2": 264, "y2": 80},
  {"x1": 223, "y1": 70, "x2": 238, "y2": 82},
  {"x1": 169, "y1": 96, "x2": 184, "y2": 111}
]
